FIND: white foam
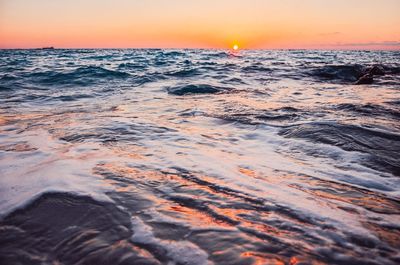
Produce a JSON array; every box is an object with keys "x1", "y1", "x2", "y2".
[
  {"x1": 0, "y1": 128, "x2": 112, "y2": 217},
  {"x1": 130, "y1": 216, "x2": 212, "y2": 265}
]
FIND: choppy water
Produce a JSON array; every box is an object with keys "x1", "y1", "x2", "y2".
[{"x1": 1, "y1": 49, "x2": 400, "y2": 265}]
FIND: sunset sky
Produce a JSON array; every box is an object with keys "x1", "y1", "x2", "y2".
[{"x1": 0, "y1": 0, "x2": 399, "y2": 50}]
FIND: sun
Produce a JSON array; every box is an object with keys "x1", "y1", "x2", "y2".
[{"x1": 233, "y1": 44, "x2": 239, "y2": 51}]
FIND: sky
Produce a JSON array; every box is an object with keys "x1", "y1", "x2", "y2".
[{"x1": 0, "y1": 0, "x2": 399, "y2": 50}]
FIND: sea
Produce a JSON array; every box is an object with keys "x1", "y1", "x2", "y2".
[{"x1": 0, "y1": 49, "x2": 399, "y2": 265}]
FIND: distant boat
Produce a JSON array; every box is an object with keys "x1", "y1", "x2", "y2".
[{"x1": 40, "y1": 46, "x2": 55, "y2": 50}]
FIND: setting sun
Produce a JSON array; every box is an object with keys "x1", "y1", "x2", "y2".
[{"x1": 233, "y1": 44, "x2": 239, "y2": 50}]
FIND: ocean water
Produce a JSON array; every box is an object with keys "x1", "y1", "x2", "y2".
[{"x1": 0, "y1": 49, "x2": 399, "y2": 265}]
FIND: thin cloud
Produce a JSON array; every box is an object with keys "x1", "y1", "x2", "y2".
[
  {"x1": 338, "y1": 41, "x2": 400, "y2": 47},
  {"x1": 318, "y1": 32, "x2": 341, "y2": 36}
]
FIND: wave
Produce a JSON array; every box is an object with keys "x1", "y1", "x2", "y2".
[
  {"x1": 162, "y1": 51, "x2": 185, "y2": 57},
  {"x1": 215, "y1": 113, "x2": 300, "y2": 126},
  {"x1": 307, "y1": 64, "x2": 365, "y2": 82},
  {"x1": 0, "y1": 192, "x2": 147, "y2": 265},
  {"x1": 387, "y1": 100, "x2": 400, "y2": 107},
  {"x1": 383, "y1": 65, "x2": 400, "y2": 75},
  {"x1": 334, "y1": 103, "x2": 400, "y2": 119},
  {"x1": 26, "y1": 66, "x2": 130, "y2": 86},
  {"x1": 59, "y1": 121, "x2": 175, "y2": 144},
  {"x1": 279, "y1": 122, "x2": 400, "y2": 175},
  {"x1": 50, "y1": 94, "x2": 95, "y2": 102},
  {"x1": 0, "y1": 75, "x2": 18, "y2": 91},
  {"x1": 256, "y1": 113, "x2": 298, "y2": 121},
  {"x1": 164, "y1": 68, "x2": 200, "y2": 78},
  {"x1": 242, "y1": 64, "x2": 273, "y2": 73},
  {"x1": 0, "y1": 74, "x2": 18, "y2": 81},
  {"x1": 306, "y1": 64, "x2": 400, "y2": 84},
  {"x1": 118, "y1": 62, "x2": 147, "y2": 70},
  {"x1": 82, "y1": 55, "x2": 116, "y2": 60},
  {"x1": 167, "y1": 84, "x2": 233, "y2": 96},
  {"x1": 212, "y1": 106, "x2": 305, "y2": 126},
  {"x1": 0, "y1": 86, "x2": 13, "y2": 91}
]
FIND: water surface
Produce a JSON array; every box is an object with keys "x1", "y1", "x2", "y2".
[{"x1": 1, "y1": 49, "x2": 400, "y2": 265}]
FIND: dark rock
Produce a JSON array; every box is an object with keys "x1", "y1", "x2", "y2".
[{"x1": 355, "y1": 74, "x2": 374, "y2": 85}]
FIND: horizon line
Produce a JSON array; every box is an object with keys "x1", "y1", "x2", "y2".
[{"x1": 1, "y1": 47, "x2": 399, "y2": 52}]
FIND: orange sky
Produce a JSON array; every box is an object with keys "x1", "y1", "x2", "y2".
[{"x1": 0, "y1": 0, "x2": 399, "y2": 50}]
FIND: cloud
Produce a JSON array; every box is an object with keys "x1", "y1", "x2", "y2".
[
  {"x1": 318, "y1": 32, "x2": 341, "y2": 36},
  {"x1": 337, "y1": 41, "x2": 400, "y2": 47}
]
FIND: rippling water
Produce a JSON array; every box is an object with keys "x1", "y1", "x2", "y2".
[{"x1": 1, "y1": 49, "x2": 400, "y2": 265}]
